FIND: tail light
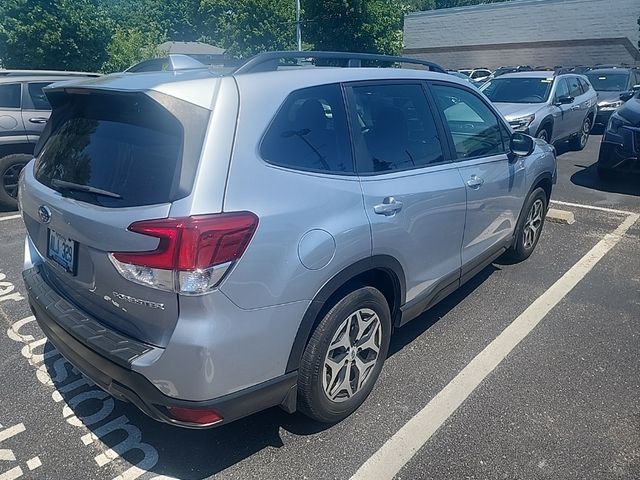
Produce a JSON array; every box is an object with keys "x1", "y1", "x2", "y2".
[{"x1": 109, "y1": 212, "x2": 258, "y2": 295}]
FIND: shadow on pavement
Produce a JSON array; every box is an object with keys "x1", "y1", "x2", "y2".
[
  {"x1": 389, "y1": 264, "x2": 498, "y2": 357},
  {"x1": 570, "y1": 162, "x2": 640, "y2": 197},
  {"x1": 42, "y1": 263, "x2": 502, "y2": 478},
  {"x1": 43, "y1": 342, "x2": 332, "y2": 479}
]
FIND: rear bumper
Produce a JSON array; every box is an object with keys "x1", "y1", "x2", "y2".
[{"x1": 23, "y1": 265, "x2": 297, "y2": 428}]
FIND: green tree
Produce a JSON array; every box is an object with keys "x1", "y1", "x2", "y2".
[
  {"x1": 303, "y1": 0, "x2": 407, "y2": 55},
  {"x1": 0, "y1": 0, "x2": 113, "y2": 71},
  {"x1": 101, "y1": 27, "x2": 164, "y2": 73},
  {"x1": 199, "y1": 0, "x2": 297, "y2": 57}
]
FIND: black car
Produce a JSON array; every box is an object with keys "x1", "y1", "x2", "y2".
[
  {"x1": 586, "y1": 68, "x2": 640, "y2": 128},
  {"x1": 597, "y1": 90, "x2": 640, "y2": 177}
]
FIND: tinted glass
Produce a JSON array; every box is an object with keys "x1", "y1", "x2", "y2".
[
  {"x1": 432, "y1": 84, "x2": 508, "y2": 159},
  {"x1": 567, "y1": 76, "x2": 583, "y2": 97},
  {"x1": 554, "y1": 78, "x2": 570, "y2": 100},
  {"x1": 481, "y1": 77, "x2": 553, "y2": 103},
  {"x1": 27, "y1": 82, "x2": 52, "y2": 110},
  {"x1": 585, "y1": 73, "x2": 629, "y2": 92},
  {"x1": 577, "y1": 77, "x2": 589, "y2": 94},
  {"x1": 34, "y1": 92, "x2": 183, "y2": 207},
  {"x1": 0, "y1": 84, "x2": 21, "y2": 109},
  {"x1": 351, "y1": 83, "x2": 445, "y2": 174},
  {"x1": 261, "y1": 84, "x2": 353, "y2": 173}
]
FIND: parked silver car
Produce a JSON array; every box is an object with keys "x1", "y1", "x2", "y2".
[
  {"x1": 481, "y1": 71, "x2": 597, "y2": 149},
  {"x1": 0, "y1": 70, "x2": 99, "y2": 208},
  {"x1": 20, "y1": 52, "x2": 556, "y2": 428}
]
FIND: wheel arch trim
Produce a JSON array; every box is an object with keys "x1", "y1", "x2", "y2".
[{"x1": 285, "y1": 255, "x2": 405, "y2": 373}]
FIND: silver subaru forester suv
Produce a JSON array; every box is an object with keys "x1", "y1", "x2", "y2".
[{"x1": 19, "y1": 52, "x2": 556, "y2": 428}]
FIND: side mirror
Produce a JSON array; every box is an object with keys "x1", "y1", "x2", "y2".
[
  {"x1": 556, "y1": 95, "x2": 574, "y2": 105},
  {"x1": 510, "y1": 132, "x2": 536, "y2": 157},
  {"x1": 620, "y1": 91, "x2": 634, "y2": 102}
]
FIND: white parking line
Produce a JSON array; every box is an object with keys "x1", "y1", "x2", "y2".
[
  {"x1": 351, "y1": 212, "x2": 639, "y2": 480},
  {"x1": 0, "y1": 215, "x2": 21, "y2": 222},
  {"x1": 550, "y1": 200, "x2": 635, "y2": 216}
]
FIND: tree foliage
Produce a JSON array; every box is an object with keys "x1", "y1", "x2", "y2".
[
  {"x1": 0, "y1": 0, "x2": 112, "y2": 71},
  {"x1": 0, "y1": 0, "x2": 515, "y2": 73}
]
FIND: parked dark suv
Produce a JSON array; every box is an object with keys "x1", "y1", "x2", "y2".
[
  {"x1": 585, "y1": 67, "x2": 640, "y2": 128},
  {"x1": 0, "y1": 70, "x2": 99, "y2": 208},
  {"x1": 597, "y1": 90, "x2": 640, "y2": 177}
]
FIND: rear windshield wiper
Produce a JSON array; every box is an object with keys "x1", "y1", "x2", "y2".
[{"x1": 51, "y1": 179, "x2": 122, "y2": 199}]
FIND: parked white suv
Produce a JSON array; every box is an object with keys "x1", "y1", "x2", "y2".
[{"x1": 481, "y1": 71, "x2": 597, "y2": 149}]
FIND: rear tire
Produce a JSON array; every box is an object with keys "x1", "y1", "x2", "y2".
[
  {"x1": 569, "y1": 116, "x2": 591, "y2": 151},
  {"x1": 507, "y1": 187, "x2": 547, "y2": 262},
  {"x1": 297, "y1": 286, "x2": 391, "y2": 424},
  {"x1": 0, "y1": 154, "x2": 31, "y2": 210}
]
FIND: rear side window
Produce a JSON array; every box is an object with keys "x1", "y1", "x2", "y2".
[
  {"x1": 351, "y1": 83, "x2": 445, "y2": 174},
  {"x1": 432, "y1": 84, "x2": 509, "y2": 159},
  {"x1": 261, "y1": 84, "x2": 353, "y2": 174},
  {"x1": 25, "y1": 82, "x2": 52, "y2": 110},
  {"x1": 34, "y1": 91, "x2": 192, "y2": 207},
  {"x1": 567, "y1": 77, "x2": 583, "y2": 98},
  {"x1": 0, "y1": 84, "x2": 21, "y2": 109}
]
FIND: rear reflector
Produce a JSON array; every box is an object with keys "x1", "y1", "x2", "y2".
[
  {"x1": 110, "y1": 212, "x2": 258, "y2": 295},
  {"x1": 167, "y1": 406, "x2": 223, "y2": 426}
]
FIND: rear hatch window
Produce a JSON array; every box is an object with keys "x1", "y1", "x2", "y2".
[{"x1": 34, "y1": 90, "x2": 208, "y2": 207}]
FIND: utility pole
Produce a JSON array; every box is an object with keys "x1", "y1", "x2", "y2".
[{"x1": 296, "y1": 0, "x2": 302, "y2": 51}]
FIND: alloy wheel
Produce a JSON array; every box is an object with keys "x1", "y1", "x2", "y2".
[
  {"x1": 2, "y1": 163, "x2": 25, "y2": 198},
  {"x1": 537, "y1": 130, "x2": 548, "y2": 142},
  {"x1": 322, "y1": 308, "x2": 383, "y2": 402},
  {"x1": 579, "y1": 118, "x2": 591, "y2": 148},
  {"x1": 523, "y1": 199, "x2": 544, "y2": 249}
]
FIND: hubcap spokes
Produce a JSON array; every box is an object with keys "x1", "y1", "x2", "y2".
[
  {"x1": 323, "y1": 308, "x2": 382, "y2": 402},
  {"x1": 523, "y1": 199, "x2": 544, "y2": 249},
  {"x1": 581, "y1": 120, "x2": 590, "y2": 146},
  {"x1": 2, "y1": 164, "x2": 25, "y2": 198}
]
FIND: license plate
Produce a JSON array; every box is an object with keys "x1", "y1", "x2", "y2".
[{"x1": 47, "y1": 229, "x2": 76, "y2": 274}]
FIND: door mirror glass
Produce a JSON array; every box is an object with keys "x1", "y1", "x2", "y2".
[
  {"x1": 556, "y1": 95, "x2": 574, "y2": 105},
  {"x1": 510, "y1": 132, "x2": 535, "y2": 157}
]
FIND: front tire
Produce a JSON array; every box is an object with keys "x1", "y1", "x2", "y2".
[
  {"x1": 507, "y1": 187, "x2": 547, "y2": 262},
  {"x1": 0, "y1": 153, "x2": 31, "y2": 210},
  {"x1": 298, "y1": 286, "x2": 391, "y2": 423}
]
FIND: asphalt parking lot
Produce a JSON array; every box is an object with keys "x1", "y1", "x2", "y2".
[{"x1": 0, "y1": 134, "x2": 638, "y2": 480}]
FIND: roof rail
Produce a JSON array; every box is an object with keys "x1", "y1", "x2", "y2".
[{"x1": 233, "y1": 51, "x2": 446, "y2": 75}]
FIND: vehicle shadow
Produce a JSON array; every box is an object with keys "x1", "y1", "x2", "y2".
[
  {"x1": 571, "y1": 161, "x2": 640, "y2": 197},
  {"x1": 388, "y1": 264, "x2": 498, "y2": 357},
  {"x1": 42, "y1": 264, "x2": 499, "y2": 478},
  {"x1": 42, "y1": 342, "x2": 332, "y2": 479}
]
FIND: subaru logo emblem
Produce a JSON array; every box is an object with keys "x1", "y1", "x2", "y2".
[{"x1": 38, "y1": 205, "x2": 51, "y2": 224}]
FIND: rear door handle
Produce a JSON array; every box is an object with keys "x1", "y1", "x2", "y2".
[
  {"x1": 29, "y1": 117, "x2": 48, "y2": 124},
  {"x1": 374, "y1": 197, "x2": 403, "y2": 216},
  {"x1": 466, "y1": 175, "x2": 484, "y2": 189},
  {"x1": 570, "y1": 105, "x2": 580, "y2": 111}
]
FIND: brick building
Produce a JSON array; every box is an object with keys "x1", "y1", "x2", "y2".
[{"x1": 403, "y1": 0, "x2": 640, "y2": 70}]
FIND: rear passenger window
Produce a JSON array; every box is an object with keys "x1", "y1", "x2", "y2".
[
  {"x1": 26, "y1": 82, "x2": 52, "y2": 110},
  {"x1": 431, "y1": 84, "x2": 508, "y2": 159},
  {"x1": 567, "y1": 77, "x2": 583, "y2": 97},
  {"x1": 0, "y1": 84, "x2": 21, "y2": 109},
  {"x1": 261, "y1": 84, "x2": 353, "y2": 174},
  {"x1": 351, "y1": 83, "x2": 445, "y2": 174}
]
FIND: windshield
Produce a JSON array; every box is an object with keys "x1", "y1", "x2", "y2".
[
  {"x1": 481, "y1": 77, "x2": 553, "y2": 103},
  {"x1": 585, "y1": 73, "x2": 629, "y2": 92}
]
